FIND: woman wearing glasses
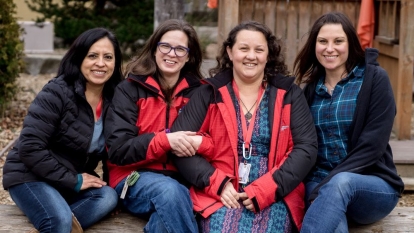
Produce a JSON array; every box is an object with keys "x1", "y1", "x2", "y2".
[{"x1": 104, "y1": 19, "x2": 203, "y2": 233}]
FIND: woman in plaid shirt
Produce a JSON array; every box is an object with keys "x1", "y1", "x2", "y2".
[{"x1": 293, "y1": 12, "x2": 404, "y2": 233}]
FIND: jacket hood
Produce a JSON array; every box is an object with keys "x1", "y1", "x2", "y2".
[
  {"x1": 365, "y1": 48, "x2": 380, "y2": 66},
  {"x1": 127, "y1": 72, "x2": 201, "y2": 93}
]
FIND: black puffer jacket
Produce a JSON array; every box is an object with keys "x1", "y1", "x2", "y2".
[{"x1": 3, "y1": 75, "x2": 111, "y2": 193}]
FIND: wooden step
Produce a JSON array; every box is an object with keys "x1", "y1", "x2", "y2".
[
  {"x1": 402, "y1": 177, "x2": 414, "y2": 191},
  {"x1": 390, "y1": 140, "x2": 414, "y2": 165}
]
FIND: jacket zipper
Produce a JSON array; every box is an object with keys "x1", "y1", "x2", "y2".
[
  {"x1": 197, "y1": 200, "x2": 219, "y2": 215},
  {"x1": 128, "y1": 76, "x2": 194, "y2": 170}
]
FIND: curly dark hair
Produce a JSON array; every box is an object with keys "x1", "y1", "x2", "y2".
[{"x1": 209, "y1": 20, "x2": 288, "y2": 80}]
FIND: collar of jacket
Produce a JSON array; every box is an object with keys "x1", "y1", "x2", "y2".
[
  {"x1": 127, "y1": 72, "x2": 201, "y2": 93},
  {"x1": 365, "y1": 48, "x2": 379, "y2": 66},
  {"x1": 205, "y1": 68, "x2": 295, "y2": 91}
]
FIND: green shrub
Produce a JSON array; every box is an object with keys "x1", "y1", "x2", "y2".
[
  {"x1": 0, "y1": 0, "x2": 23, "y2": 115},
  {"x1": 25, "y1": 0, "x2": 154, "y2": 55}
]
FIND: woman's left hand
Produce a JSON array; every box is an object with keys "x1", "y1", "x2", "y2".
[
  {"x1": 80, "y1": 173, "x2": 107, "y2": 190},
  {"x1": 167, "y1": 131, "x2": 198, "y2": 157},
  {"x1": 239, "y1": 192, "x2": 255, "y2": 212}
]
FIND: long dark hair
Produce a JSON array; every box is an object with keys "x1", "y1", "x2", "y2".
[
  {"x1": 209, "y1": 20, "x2": 288, "y2": 80},
  {"x1": 293, "y1": 12, "x2": 365, "y2": 84},
  {"x1": 58, "y1": 27, "x2": 123, "y2": 98},
  {"x1": 125, "y1": 19, "x2": 203, "y2": 81}
]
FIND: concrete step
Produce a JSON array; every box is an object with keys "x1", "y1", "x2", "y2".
[
  {"x1": 23, "y1": 53, "x2": 63, "y2": 76},
  {"x1": 390, "y1": 140, "x2": 414, "y2": 190}
]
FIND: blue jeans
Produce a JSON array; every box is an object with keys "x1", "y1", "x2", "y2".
[
  {"x1": 9, "y1": 182, "x2": 118, "y2": 233},
  {"x1": 115, "y1": 171, "x2": 198, "y2": 233},
  {"x1": 301, "y1": 172, "x2": 400, "y2": 233}
]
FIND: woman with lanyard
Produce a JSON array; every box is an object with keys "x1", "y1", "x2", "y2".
[{"x1": 170, "y1": 21, "x2": 318, "y2": 233}]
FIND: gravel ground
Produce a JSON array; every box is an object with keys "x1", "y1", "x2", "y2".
[{"x1": 0, "y1": 73, "x2": 413, "y2": 207}]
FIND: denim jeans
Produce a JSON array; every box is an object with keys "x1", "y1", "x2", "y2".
[
  {"x1": 9, "y1": 182, "x2": 118, "y2": 233},
  {"x1": 301, "y1": 172, "x2": 400, "y2": 233},
  {"x1": 115, "y1": 171, "x2": 198, "y2": 233}
]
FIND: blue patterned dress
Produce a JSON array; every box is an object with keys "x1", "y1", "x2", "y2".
[{"x1": 199, "y1": 87, "x2": 293, "y2": 233}]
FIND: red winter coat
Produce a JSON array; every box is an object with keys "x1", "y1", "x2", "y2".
[
  {"x1": 171, "y1": 70, "x2": 317, "y2": 230},
  {"x1": 104, "y1": 73, "x2": 202, "y2": 188}
]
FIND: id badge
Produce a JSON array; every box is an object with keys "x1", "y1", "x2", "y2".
[{"x1": 238, "y1": 162, "x2": 251, "y2": 184}]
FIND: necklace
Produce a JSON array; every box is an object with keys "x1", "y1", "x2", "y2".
[
  {"x1": 239, "y1": 98, "x2": 257, "y2": 120},
  {"x1": 325, "y1": 82, "x2": 335, "y2": 95}
]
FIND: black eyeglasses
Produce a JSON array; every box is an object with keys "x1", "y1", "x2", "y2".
[{"x1": 157, "y1": 42, "x2": 190, "y2": 57}]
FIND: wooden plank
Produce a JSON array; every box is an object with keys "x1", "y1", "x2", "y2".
[
  {"x1": 401, "y1": 177, "x2": 414, "y2": 190},
  {"x1": 343, "y1": 1, "x2": 358, "y2": 28},
  {"x1": 321, "y1": 0, "x2": 334, "y2": 14},
  {"x1": 353, "y1": 1, "x2": 361, "y2": 28},
  {"x1": 375, "y1": 35, "x2": 399, "y2": 45},
  {"x1": 253, "y1": 0, "x2": 266, "y2": 23},
  {"x1": 373, "y1": 40, "x2": 399, "y2": 59},
  {"x1": 0, "y1": 204, "x2": 412, "y2": 232},
  {"x1": 375, "y1": 46, "x2": 400, "y2": 107},
  {"x1": 298, "y1": 2, "x2": 311, "y2": 52},
  {"x1": 389, "y1": 139, "x2": 414, "y2": 188},
  {"x1": 264, "y1": 0, "x2": 276, "y2": 34},
  {"x1": 335, "y1": 1, "x2": 345, "y2": 16},
  {"x1": 0, "y1": 204, "x2": 145, "y2": 232},
  {"x1": 275, "y1": 0, "x2": 287, "y2": 40},
  {"x1": 386, "y1": 0, "x2": 398, "y2": 39},
  {"x1": 239, "y1": 0, "x2": 254, "y2": 22},
  {"x1": 217, "y1": 0, "x2": 239, "y2": 46},
  {"x1": 395, "y1": 0, "x2": 414, "y2": 140},
  {"x1": 349, "y1": 207, "x2": 414, "y2": 233},
  {"x1": 378, "y1": 0, "x2": 388, "y2": 36},
  {"x1": 395, "y1": 1, "x2": 401, "y2": 41},
  {"x1": 310, "y1": 1, "x2": 323, "y2": 28},
  {"x1": 390, "y1": 140, "x2": 414, "y2": 163},
  {"x1": 285, "y1": 1, "x2": 298, "y2": 71}
]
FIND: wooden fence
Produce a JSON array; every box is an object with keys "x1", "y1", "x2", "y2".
[
  {"x1": 218, "y1": 0, "x2": 361, "y2": 70},
  {"x1": 217, "y1": 0, "x2": 413, "y2": 140}
]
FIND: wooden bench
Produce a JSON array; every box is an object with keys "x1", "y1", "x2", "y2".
[
  {"x1": 0, "y1": 204, "x2": 413, "y2": 233},
  {"x1": 0, "y1": 204, "x2": 145, "y2": 233}
]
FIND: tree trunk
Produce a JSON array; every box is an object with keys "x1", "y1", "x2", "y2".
[{"x1": 154, "y1": 0, "x2": 185, "y2": 30}]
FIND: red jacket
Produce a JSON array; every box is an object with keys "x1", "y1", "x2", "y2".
[
  {"x1": 104, "y1": 73, "x2": 202, "y2": 188},
  {"x1": 171, "y1": 70, "x2": 317, "y2": 230}
]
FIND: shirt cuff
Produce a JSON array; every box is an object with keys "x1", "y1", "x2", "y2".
[{"x1": 74, "y1": 174, "x2": 83, "y2": 192}]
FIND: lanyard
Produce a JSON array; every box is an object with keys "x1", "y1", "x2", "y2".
[
  {"x1": 232, "y1": 80, "x2": 265, "y2": 160},
  {"x1": 96, "y1": 98, "x2": 103, "y2": 119}
]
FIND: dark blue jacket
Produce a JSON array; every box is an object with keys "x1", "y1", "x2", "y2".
[{"x1": 303, "y1": 48, "x2": 405, "y2": 201}]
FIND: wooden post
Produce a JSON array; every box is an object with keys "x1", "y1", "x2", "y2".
[
  {"x1": 217, "y1": 0, "x2": 239, "y2": 47},
  {"x1": 396, "y1": 0, "x2": 414, "y2": 140}
]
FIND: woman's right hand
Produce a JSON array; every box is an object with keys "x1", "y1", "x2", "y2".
[
  {"x1": 220, "y1": 182, "x2": 240, "y2": 209},
  {"x1": 167, "y1": 131, "x2": 199, "y2": 157},
  {"x1": 80, "y1": 173, "x2": 107, "y2": 190}
]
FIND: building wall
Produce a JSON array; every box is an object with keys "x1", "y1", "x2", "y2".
[{"x1": 13, "y1": 1, "x2": 43, "y2": 21}]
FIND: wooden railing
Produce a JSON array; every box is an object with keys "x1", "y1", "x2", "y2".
[{"x1": 374, "y1": 0, "x2": 413, "y2": 140}]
